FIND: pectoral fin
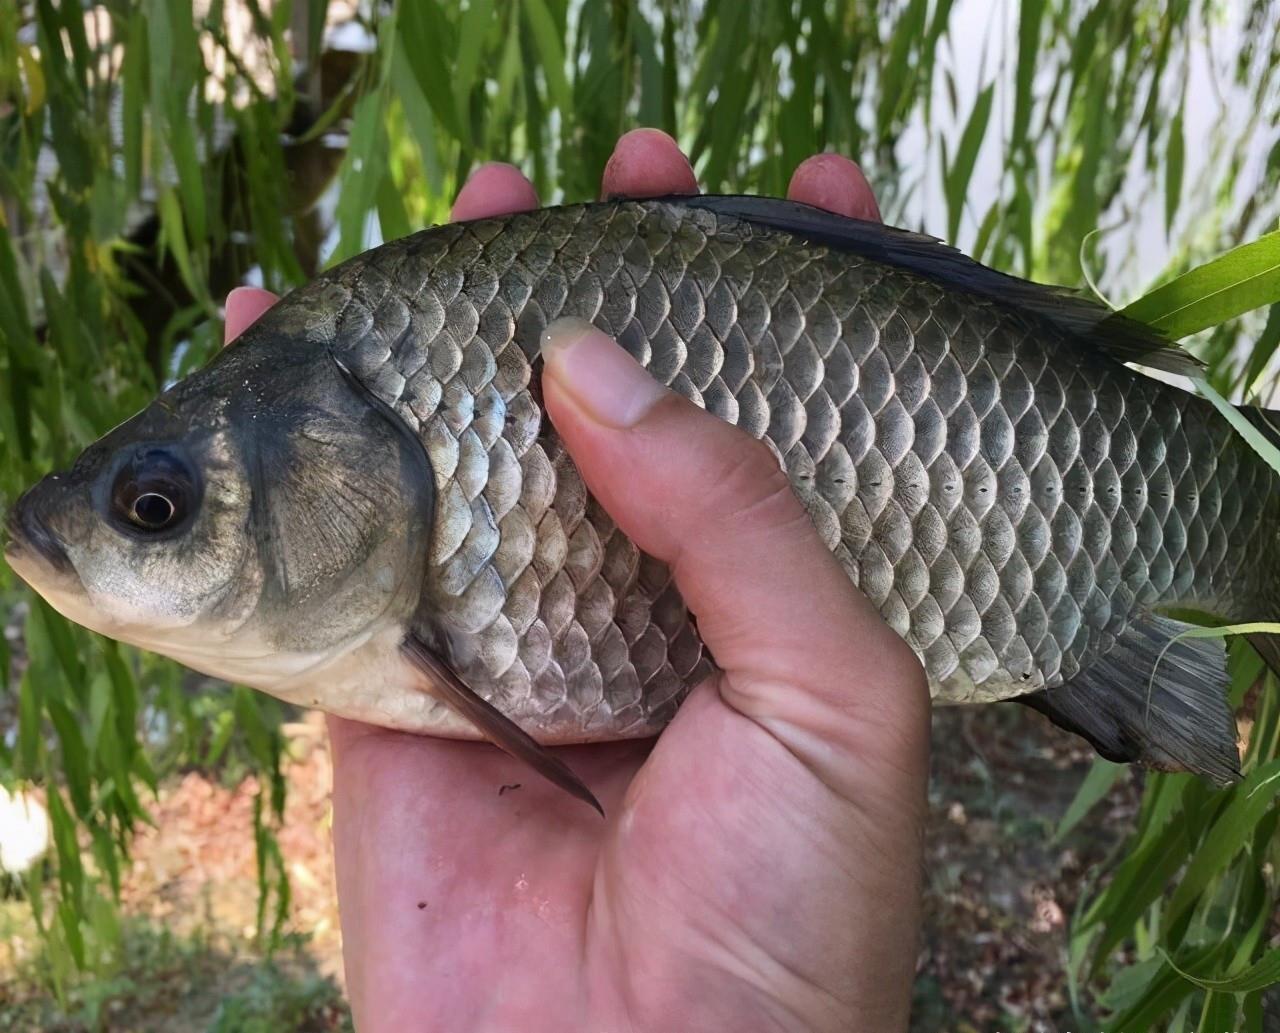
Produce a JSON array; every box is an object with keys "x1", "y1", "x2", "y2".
[
  {"x1": 401, "y1": 635, "x2": 604, "y2": 816},
  {"x1": 1017, "y1": 614, "x2": 1241, "y2": 786}
]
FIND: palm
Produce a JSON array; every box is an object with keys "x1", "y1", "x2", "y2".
[
  {"x1": 330, "y1": 675, "x2": 902, "y2": 1032},
  {"x1": 227, "y1": 132, "x2": 926, "y2": 1032}
]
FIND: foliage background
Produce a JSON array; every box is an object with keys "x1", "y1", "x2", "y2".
[{"x1": 1, "y1": 0, "x2": 1278, "y2": 1029}]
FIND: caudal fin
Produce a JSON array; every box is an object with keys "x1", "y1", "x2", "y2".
[{"x1": 1017, "y1": 614, "x2": 1241, "y2": 785}]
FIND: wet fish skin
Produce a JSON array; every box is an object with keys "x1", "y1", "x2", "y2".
[
  {"x1": 5, "y1": 197, "x2": 1277, "y2": 782},
  {"x1": 305, "y1": 199, "x2": 1275, "y2": 738}
]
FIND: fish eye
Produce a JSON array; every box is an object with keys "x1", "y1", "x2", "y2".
[
  {"x1": 109, "y1": 448, "x2": 200, "y2": 535},
  {"x1": 132, "y1": 492, "x2": 175, "y2": 528}
]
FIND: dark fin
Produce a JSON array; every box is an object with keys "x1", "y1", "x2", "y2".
[
  {"x1": 1247, "y1": 633, "x2": 1280, "y2": 680},
  {"x1": 1016, "y1": 615, "x2": 1241, "y2": 786},
  {"x1": 400, "y1": 635, "x2": 604, "y2": 817},
  {"x1": 668, "y1": 195, "x2": 1204, "y2": 377},
  {"x1": 328, "y1": 351, "x2": 430, "y2": 456}
]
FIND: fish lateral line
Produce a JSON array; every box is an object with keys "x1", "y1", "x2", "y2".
[{"x1": 399, "y1": 634, "x2": 605, "y2": 817}]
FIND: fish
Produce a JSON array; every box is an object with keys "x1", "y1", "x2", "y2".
[{"x1": 6, "y1": 195, "x2": 1278, "y2": 811}]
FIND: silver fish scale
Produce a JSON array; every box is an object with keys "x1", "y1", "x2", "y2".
[{"x1": 310, "y1": 201, "x2": 1278, "y2": 740}]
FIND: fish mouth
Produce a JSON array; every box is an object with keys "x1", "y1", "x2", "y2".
[{"x1": 4, "y1": 489, "x2": 72, "y2": 576}]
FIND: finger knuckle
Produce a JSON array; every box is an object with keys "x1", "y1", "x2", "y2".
[{"x1": 708, "y1": 436, "x2": 805, "y2": 530}]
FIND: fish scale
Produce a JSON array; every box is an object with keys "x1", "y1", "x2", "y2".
[
  {"x1": 8, "y1": 196, "x2": 1277, "y2": 789},
  {"x1": 271, "y1": 198, "x2": 1277, "y2": 739}
]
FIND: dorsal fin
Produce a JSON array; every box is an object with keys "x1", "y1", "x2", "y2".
[
  {"x1": 667, "y1": 195, "x2": 1204, "y2": 378},
  {"x1": 400, "y1": 634, "x2": 604, "y2": 816}
]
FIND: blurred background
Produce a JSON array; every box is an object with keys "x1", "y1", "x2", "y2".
[{"x1": 0, "y1": 1, "x2": 1278, "y2": 1029}]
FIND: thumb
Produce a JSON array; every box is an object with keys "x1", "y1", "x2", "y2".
[{"x1": 539, "y1": 317, "x2": 929, "y2": 803}]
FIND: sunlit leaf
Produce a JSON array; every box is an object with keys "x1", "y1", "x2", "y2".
[
  {"x1": 944, "y1": 81, "x2": 995, "y2": 242},
  {"x1": 1121, "y1": 231, "x2": 1280, "y2": 339},
  {"x1": 522, "y1": 0, "x2": 571, "y2": 114},
  {"x1": 1012, "y1": 0, "x2": 1046, "y2": 156},
  {"x1": 1192, "y1": 379, "x2": 1280, "y2": 476},
  {"x1": 398, "y1": 0, "x2": 465, "y2": 142},
  {"x1": 1165, "y1": 105, "x2": 1184, "y2": 236}
]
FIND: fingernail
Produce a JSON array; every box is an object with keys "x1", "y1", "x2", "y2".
[{"x1": 540, "y1": 317, "x2": 666, "y2": 428}]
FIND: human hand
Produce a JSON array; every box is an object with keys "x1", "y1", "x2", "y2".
[{"x1": 224, "y1": 129, "x2": 927, "y2": 1033}]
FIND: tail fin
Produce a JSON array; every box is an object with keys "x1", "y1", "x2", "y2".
[{"x1": 1017, "y1": 614, "x2": 1241, "y2": 785}]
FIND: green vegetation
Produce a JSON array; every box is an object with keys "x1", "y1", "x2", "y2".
[
  {"x1": 1, "y1": 1, "x2": 1279, "y2": 1029},
  {"x1": 0, "y1": 905, "x2": 349, "y2": 1032}
]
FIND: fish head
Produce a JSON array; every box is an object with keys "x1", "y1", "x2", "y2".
[
  {"x1": 4, "y1": 392, "x2": 254, "y2": 644},
  {"x1": 4, "y1": 321, "x2": 435, "y2": 694}
]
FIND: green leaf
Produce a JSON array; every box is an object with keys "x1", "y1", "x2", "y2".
[
  {"x1": 17, "y1": 672, "x2": 41, "y2": 774},
  {"x1": 232, "y1": 686, "x2": 277, "y2": 771},
  {"x1": 1054, "y1": 758, "x2": 1123, "y2": 843},
  {"x1": 876, "y1": 0, "x2": 929, "y2": 133},
  {"x1": 1165, "y1": 105, "x2": 1184, "y2": 237},
  {"x1": 157, "y1": 188, "x2": 204, "y2": 308},
  {"x1": 1165, "y1": 759, "x2": 1280, "y2": 925},
  {"x1": 120, "y1": 13, "x2": 147, "y2": 200},
  {"x1": 522, "y1": 0, "x2": 571, "y2": 115},
  {"x1": 1192, "y1": 379, "x2": 1280, "y2": 477},
  {"x1": 1011, "y1": 0, "x2": 1046, "y2": 156},
  {"x1": 390, "y1": 46, "x2": 443, "y2": 198},
  {"x1": 1199, "y1": 990, "x2": 1239, "y2": 1030},
  {"x1": 333, "y1": 91, "x2": 386, "y2": 263},
  {"x1": 1121, "y1": 231, "x2": 1280, "y2": 340},
  {"x1": 1242, "y1": 988, "x2": 1265, "y2": 1033},
  {"x1": 47, "y1": 696, "x2": 91, "y2": 820},
  {"x1": 398, "y1": 0, "x2": 465, "y2": 142},
  {"x1": 56, "y1": 899, "x2": 86, "y2": 970},
  {"x1": 168, "y1": 116, "x2": 208, "y2": 252},
  {"x1": 1080, "y1": 807, "x2": 1191, "y2": 966},
  {"x1": 454, "y1": 0, "x2": 494, "y2": 140},
  {"x1": 45, "y1": 787, "x2": 84, "y2": 914},
  {"x1": 1164, "y1": 947, "x2": 1280, "y2": 994},
  {"x1": 944, "y1": 81, "x2": 995, "y2": 242},
  {"x1": 1106, "y1": 946, "x2": 1227, "y2": 1030},
  {"x1": 1241, "y1": 303, "x2": 1280, "y2": 395},
  {"x1": 1096, "y1": 955, "x2": 1165, "y2": 1012},
  {"x1": 376, "y1": 168, "x2": 411, "y2": 242}
]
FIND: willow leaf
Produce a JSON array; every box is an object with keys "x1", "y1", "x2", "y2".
[
  {"x1": 1164, "y1": 759, "x2": 1280, "y2": 926},
  {"x1": 1164, "y1": 948, "x2": 1280, "y2": 995},
  {"x1": 1012, "y1": 0, "x2": 1046, "y2": 155},
  {"x1": 1165, "y1": 106, "x2": 1184, "y2": 237},
  {"x1": 1054, "y1": 758, "x2": 1123, "y2": 843},
  {"x1": 944, "y1": 81, "x2": 994, "y2": 243},
  {"x1": 523, "y1": 0, "x2": 571, "y2": 114},
  {"x1": 1121, "y1": 231, "x2": 1280, "y2": 339},
  {"x1": 1193, "y1": 379, "x2": 1280, "y2": 477}
]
